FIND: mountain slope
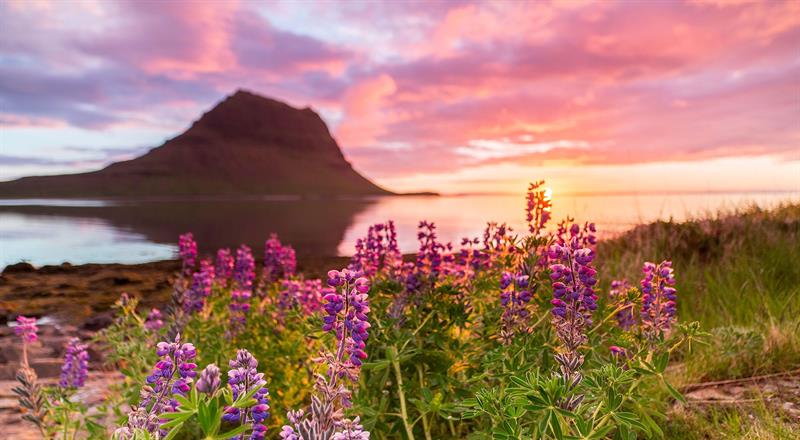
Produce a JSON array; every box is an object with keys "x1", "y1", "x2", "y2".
[{"x1": 0, "y1": 90, "x2": 392, "y2": 197}]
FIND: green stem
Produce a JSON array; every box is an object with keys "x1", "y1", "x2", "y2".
[
  {"x1": 416, "y1": 363, "x2": 432, "y2": 440},
  {"x1": 390, "y1": 346, "x2": 416, "y2": 440}
]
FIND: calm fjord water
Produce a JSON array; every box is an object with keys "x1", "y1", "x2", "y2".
[{"x1": 1, "y1": 192, "x2": 797, "y2": 268}]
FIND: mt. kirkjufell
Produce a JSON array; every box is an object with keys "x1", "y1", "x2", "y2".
[{"x1": 0, "y1": 90, "x2": 392, "y2": 197}]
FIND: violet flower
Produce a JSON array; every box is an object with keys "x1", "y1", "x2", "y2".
[
  {"x1": 548, "y1": 239, "x2": 598, "y2": 410},
  {"x1": 195, "y1": 363, "x2": 221, "y2": 395},
  {"x1": 640, "y1": 260, "x2": 677, "y2": 339},
  {"x1": 349, "y1": 222, "x2": 402, "y2": 277},
  {"x1": 526, "y1": 180, "x2": 552, "y2": 235},
  {"x1": 178, "y1": 232, "x2": 198, "y2": 274},
  {"x1": 145, "y1": 308, "x2": 164, "y2": 331},
  {"x1": 234, "y1": 244, "x2": 256, "y2": 291},
  {"x1": 229, "y1": 289, "x2": 252, "y2": 335},
  {"x1": 499, "y1": 271, "x2": 534, "y2": 344},
  {"x1": 183, "y1": 259, "x2": 215, "y2": 314},
  {"x1": 609, "y1": 279, "x2": 636, "y2": 330},
  {"x1": 216, "y1": 248, "x2": 235, "y2": 281},
  {"x1": 124, "y1": 336, "x2": 197, "y2": 435},
  {"x1": 15, "y1": 315, "x2": 38, "y2": 344},
  {"x1": 323, "y1": 270, "x2": 371, "y2": 380},
  {"x1": 223, "y1": 349, "x2": 270, "y2": 440},
  {"x1": 59, "y1": 337, "x2": 89, "y2": 389},
  {"x1": 264, "y1": 233, "x2": 297, "y2": 282}
]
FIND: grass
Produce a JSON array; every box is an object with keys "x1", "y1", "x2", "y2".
[{"x1": 599, "y1": 203, "x2": 800, "y2": 438}]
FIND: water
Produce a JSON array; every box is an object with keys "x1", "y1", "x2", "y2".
[{"x1": 1, "y1": 192, "x2": 797, "y2": 268}]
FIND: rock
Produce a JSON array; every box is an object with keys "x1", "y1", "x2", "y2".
[
  {"x1": 2, "y1": 262, "x2": 35, "y2": 274},
  {"x1": 81, "y1": 311, "x2": 114, "y2": 331}
]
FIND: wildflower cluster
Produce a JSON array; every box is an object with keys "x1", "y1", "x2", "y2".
[
  {"x1": 183, "y1": 259, "x2": 215, "y2": 314},
  {"x1": 216, "y1": 248, "x2": 235, "y2": 281},
  {"x1": 59, "y1": 337, "x2": 89, "y2": 389},
  {"x1": 120, "y1": 336, "x2": 197, "y2": 437},
  {"x1": 178, "y1": 232, "x2": 198, "y2": 274},
  {"x1": 526, "y1": 180, "x2": 552, "y2": 235},
  {"x1": 15, "y1": 315, "x2": 39, "y2": 345},
  {"x1": 234, "y1": 244, "x2": 256, "y2": 290},
  {"x1": 224, "y1": 349, "x2": 271, "y2": 440},
  {"x1": 350, "y1": 221, "x2": 401, "y2": 277},
  {"x1": 279, "y1": 278, "x2": 327, "y2": 315},
  {"x1": 499, "y1": 271, "x2": 534, "y2": 344},
  {"x1": 641, "y1": 260, "x2": 677, "y2": 339},
  {"x1": 145, "y1": 308, "x2": 165, "y2": 331},
  {"x1": 609, "y1": 279, "x2": 636, "y2": 330},
  {"x1": 548, "y1": 239, "x2": 597, "y2": 409},
  {"x1": 264, "y1": 233, "x2": 297, "y2": 282}
]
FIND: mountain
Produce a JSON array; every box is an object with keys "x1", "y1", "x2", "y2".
[{"x1": 0, "y1": 90, "x2": 393, "y2": 197}]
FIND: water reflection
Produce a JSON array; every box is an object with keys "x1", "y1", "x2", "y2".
[{"x1": 1, "y1": 192, "x2": 797, "y2": 268}]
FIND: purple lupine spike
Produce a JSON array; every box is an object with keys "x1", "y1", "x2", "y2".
[
  {"x1": 323, "y1": 269, "x2": 371, "y2": 382},
  {"x1": 14, "y1": 315, "x2": 38, "y2": 344},
  {"x1": 333, "y1": 417, "x2": 371, "y2": 440},
  {"x1": 609, "y1": 279, "x2": 635, "y2": 330},
  {"x1": 195, "y1": 363, "x2": 221, "y2": 395},
  {"x1": 526, "y1": 180, "x2": 552, "y2": 235},
  {"x1": 640, "y1": 260, "x2": 677, "y2": 339},
  {"x1": 178, "y1": 233, "x2": 198, "y2": 274},
  {"x1": 216, "y1": 248, "x2": 235, "y2": 281},
  {"x1": 548, "y1": 238, "x2": 598, "y2": 410},
  {"x1": 349, "y1": 221, "x2": 402, "y2": 277},
  {"x1": 59, "y1": 337, "x2": 89, "y2": 389},
  {"x1": 124, "y1": 335, "x2": 197, "y2": 435},
  {"x1": 223, "y1": 349, "x2": 270, "y2": 440},
  {"x1": 229, "y1": 289, "x2": 252, "y2": 335},
  {"x1": 234, "y1": 244, "x2": 255, "y2": 290},
  {"x1": 264, "y1": 234, "x2": 297, "y2": 283},
  {"x1": 184, "y1": 259, "x2": 215, "y2": 314},
  {"x1": 499, "y1": 271, "x2": 534, "y2": 344},
  {"x1": 145, "y1": 308, "x2": 164, "y2": 331}
]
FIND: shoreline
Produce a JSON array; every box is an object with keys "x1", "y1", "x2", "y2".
[{"x1": 0, "y1": 255, "x2": 351, "y2": 327}]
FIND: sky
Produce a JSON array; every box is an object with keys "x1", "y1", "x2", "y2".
[{"x1": 0, "y1": 0, "x2": 798, "y2": 195}]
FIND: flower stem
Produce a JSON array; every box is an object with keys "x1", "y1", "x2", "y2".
[{"x1": 390, "y1": 346, "x2": 415, "y2": 440}]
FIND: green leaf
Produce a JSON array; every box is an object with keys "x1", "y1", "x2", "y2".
[
  {"x1": 664, "y1": 381, "x2": 687, "y2": 404},
  {"x1": 215, "y1": 424, "x2": 250, "y2": 439}
]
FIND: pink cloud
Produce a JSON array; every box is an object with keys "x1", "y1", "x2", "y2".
[{"x1": 0, "y1": 0, "x2": 797, "y2": 186}]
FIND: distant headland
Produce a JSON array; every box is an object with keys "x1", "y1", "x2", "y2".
[{"x1": 0, "y1": 90, "x2": 437, "y2": 198}]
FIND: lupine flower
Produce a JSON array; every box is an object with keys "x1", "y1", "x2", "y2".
[
  {"x1": 223, "y1": 349, "x2": 270, "y2": 440},
  {"x1": 349, "y1": 222, "x2": 402, "y2": 277},
  {"x1": 144, "y1": 308, "x2": 164, "y2": 331},
  {"x1": 15, "y1": 315, "x2": 38, "y2": 344},
  {"x1": 279, "y1": 279, "x2": 326, "y2": 316},
  {"x1": 333, "y1": 417, "x2": 370, "y2": 440},
  {"x1": 609, "y1": 345, "x2": 626, "y2": 356},
  {"x1": 609, "y1": 279, "x2": 636, "y2": 330},
  {"x1": 323, "y1": 270, "x2": 371, "y2": 380},
  {"x1": 264, "y1": 234, "x2": 297, "y2": 282},
  {"x1": 281, "y1": 271, "x2": 371, "y2": 440},
  {"x1": 59, "y1": 337, "x2": 89, "y2": 389},
  {"x1": 641, "y1": 260, "x2": 677, "y2": 339},
  {"x1": 216, "y1": 248, "x2": 235, "y2": 281},
  {"x1": 548, "y1": 239, "x2": 598, "y2": 410},
  {"x1": 229, "y1": 289, "x2": 252, "y2": 335},
  {"x1": 124, "y1": 336, "x2": 197, "y2": 435},
  {"x1": 178, "y1": 232, "x2": 198, "y2": 274},
  {"x1": 183, "y1": 259, "x2": 215, "y2": 314},
  {"x1": 555, "y1": 219, "x2": 597, "y2": 249},
  {"x1": 499, "y1": 271, "x2": 534, "y2": 344},
  {"x1": 526, "y1": 180, "x2": 552, "y2": 235},
  {"x1": 195, "y1": 363, "x2": 221, "y2": 395},
  {"x1": 234, "y1": 244, "x2": 256, "y2": 290}
]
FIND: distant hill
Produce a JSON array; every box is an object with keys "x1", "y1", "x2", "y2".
[{"x1": 0, "y1": 90, "x2": 393, "y2": 197}]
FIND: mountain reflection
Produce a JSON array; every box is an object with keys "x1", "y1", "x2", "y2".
[{"x1": 0, "y1": 197, "x2": 376, "y2": 261}]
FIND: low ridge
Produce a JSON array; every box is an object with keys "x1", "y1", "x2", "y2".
[{"x1": 0, "y1": 89, "x2": 392, "y2": 197}]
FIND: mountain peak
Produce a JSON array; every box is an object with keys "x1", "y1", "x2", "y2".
[{"x1": 0, "y1": 90, "x2": 392, "y2": 197}]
